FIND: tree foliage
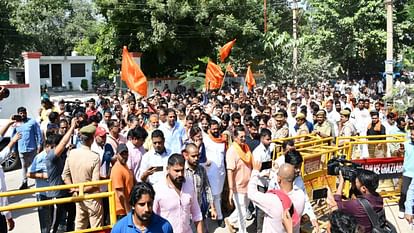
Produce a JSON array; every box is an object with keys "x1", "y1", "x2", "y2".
[
  {"x1": 9, "y1": 0, "x2": 96, "y2": 55},
  {"x1": 1, "y1": 0, "x2": 414, "y2": 85}
]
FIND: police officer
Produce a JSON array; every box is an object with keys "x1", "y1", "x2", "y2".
[{"x1": 62, "y1": 124, "x2": 103, "y2": 230}]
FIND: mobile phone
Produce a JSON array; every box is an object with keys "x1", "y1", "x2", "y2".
[
  {"x1": 312, "y1": 188, "x2": 328, "y2": 200},
  {"x1": 12, "y1": 115, "x2": 22, "y2": 122},
  {"x1": 289, "y1": 204, "x2": 295, "y2": 216},
  {"x1": 260, "y1": 161, "x2": 272, "y2": 171},
  {"x1": 153, "y1": 166, "x2": 163, "y2": 172}
]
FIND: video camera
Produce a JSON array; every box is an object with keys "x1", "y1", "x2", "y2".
[
  {"x1": 64, "y1": 100, "x2": 85, "y2": 117},
  {"x1": 327, "y1": 156, "x2": 362, "y2": 181}
]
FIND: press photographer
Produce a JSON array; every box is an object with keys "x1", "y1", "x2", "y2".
[{"x1": 329, "y1": 166, "x2": 396, "y2": 233}]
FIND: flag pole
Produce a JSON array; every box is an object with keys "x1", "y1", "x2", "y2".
[{"x1": 218, "y1": 64, "x2": 229, "y2": 92}]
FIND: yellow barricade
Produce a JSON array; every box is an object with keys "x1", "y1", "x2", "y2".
[
  {"x1": 272, "y1": 134, "x2": 334, "y2": 159},
  {"x1": 335, "y1": 134, "x2": 406, "y2": 160},
  {"x1": 0, "y1": 180, "x2": 116, "y2": 233}
]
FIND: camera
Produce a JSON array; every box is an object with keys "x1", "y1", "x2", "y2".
[
  {"x1": 327, "y1": 156, "x2": 362, "y2": 181},
  {"x1": 64, "y1": 100, "x2": 85, "y2": 117}
]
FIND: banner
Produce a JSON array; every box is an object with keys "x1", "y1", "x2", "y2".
[{"x1": 352, "y1": 157, "x2": 404, "y2": 179}]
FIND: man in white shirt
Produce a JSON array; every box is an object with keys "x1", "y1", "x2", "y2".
[
  {"x1": 351, "y1": 99, "x2": 371, "y2": 157},
  {"x1": 252, "y1": 128, "x2": 275, "y2": 233},
  {"x1": 0, "y1": 131, "x2": 21, "y2": 233},
  {"x1": 159, "y1": 108, "x2": 185, "y2": 154},
  {"x1": 325, "y1": 100, "x2": 340, "y2": 137},
  {"x1": 203, "y1": 120, "x2": 227, "y2": 226},
  {"x1": 138, "y1": 130, "x2": 172, "y2": 185}
]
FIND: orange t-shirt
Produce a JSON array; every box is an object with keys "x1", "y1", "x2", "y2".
[{"x1": 110, "y1": 161, "x2": 134, "y2": 215}]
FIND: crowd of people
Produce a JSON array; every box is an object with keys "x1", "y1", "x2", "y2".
[{"x1": 0, "y1": 77, "x2": 413, "y2": 233}]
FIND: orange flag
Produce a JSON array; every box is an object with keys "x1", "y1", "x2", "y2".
[
  {"x1": 121, "y1": 46, "x2": 147, "y2": 97},
  {"x1": 205, "y1": 61, "x2": 224, "y2": 90},
  {"x1": 219, "y1": 39, "x2": 236, "y2": 62},
  {"x1": 245, "y1": 65, "x2": 256, "y2": 91},
  {"x1": 226, "y1": 64, "x2": 238, "y2": 77}
]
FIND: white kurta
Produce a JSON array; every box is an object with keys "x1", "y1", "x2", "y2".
[{"x1": 203, "y1": 134, "x2": 226, "y2": 196}]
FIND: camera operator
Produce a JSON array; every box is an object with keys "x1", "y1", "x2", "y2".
[{"x1": 332, "y1": 169, "x2": 383, "y2": 233}]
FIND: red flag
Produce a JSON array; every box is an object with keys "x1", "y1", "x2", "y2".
[
  {"x1": 121, "y1": 46, "x2": 147, "y2": 97},
  {"x1": 205, "y1": 61, "x2": 224, "y2": 90},
  {"x1": 219, "y1": 39, "x2": 236, "y2": 62},
  {"x1": 226, "y1": 64, "x2": 238, "y2": 77},
  {"x1": 245, "y1": 65, "x2": 256, "y2": 91}
]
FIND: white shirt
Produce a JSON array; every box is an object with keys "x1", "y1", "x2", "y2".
[
  {"x1": 253, "y1": 143, "x2": 275, "y2": 187},
  {"x1": 0, "y1": 147, "x2": 12, "y2": 219},
  {"x1": 271, "y1": 155, "x2": 317, "y2": 220},
  {"x1": 138, "y1": 148, "x2": 172, "y2": 185},
  {"x1": 203, "y1": 133, "x2": 226, "y2": 195},
  {"x1": 326, "y1": 109, "x2": 340, "y2": 137},
  {"x1": 91, "y1": 141, "x2": 108, "y2": 192}
]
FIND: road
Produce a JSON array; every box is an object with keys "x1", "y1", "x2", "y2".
[{"x1": 3, "y1": 166, "x2": 412, "y2": 233}]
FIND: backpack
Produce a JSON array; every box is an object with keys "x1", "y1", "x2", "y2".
[{"x1": 357, "y1": 198, "x2": 397, "y2": 233}]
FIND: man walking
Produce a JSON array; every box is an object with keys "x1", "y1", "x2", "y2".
[
  {"x1": 111, "y1": 144, "x2": 134, "y2": 219},
  {"x1": 12, "y1": 106, "x2": 43, "y2": 189},
  {"x1": 153, "y1": 154, "x2": 204, "y2": 233},
  {"x1": 203, "y1": 120, "x2": 227, "y2": 226},
  {"x1": 225, "y1": 125, "x2": 252, "y2": 233},
  {"x1": 183, "y1": 143, "x2": 217, "y2": 229},
  {"x1": 111, "y1": 182, "x2": 173, "y2": 233},
  {"x1": 252, "y1": 128, "x2": 275, "y2": 233}
]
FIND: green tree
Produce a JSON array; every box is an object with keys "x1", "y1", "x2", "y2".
[
  {"x1": 92, "y1": 0, "x2": 282, "y2": 78},
  {"x1": 0, "y1": 0, "x2": 28, "y2": 71},
  {"x1": 9, "y1": 0, "x2": 97, "y2": 55}
]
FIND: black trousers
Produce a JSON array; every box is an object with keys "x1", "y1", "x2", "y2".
[
  {"x1": 256, "y1": 185, "x2": 268, "y2": 233},
  {"x1": 399, "y1": 176, "x2": 412, "y2": 212},
  {"x1": 0, "y1": 214, "x2": 7, "y2": 233}
]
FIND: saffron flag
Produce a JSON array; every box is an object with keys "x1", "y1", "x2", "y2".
[
  {"x1": 121, "y1": 46, "x2": 147, "y2": 97},
  {"x1": 205, "y1": 61, "x2": 224, "y2": 90},
  {"x1": 245, "y1": 65, "x2": 256, "y2": 91},
  {"x1": 226, "y1": 64, "x2": 238, "y2": 77},
  {"x1": 219, "y1": 39, "x2": 236, "y2": 62}
]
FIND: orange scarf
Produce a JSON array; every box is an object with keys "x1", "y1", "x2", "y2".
[
  {"x1": 232, "y1": 142, "x2": 252, "y2": 167},
  {"x1": 208, "y1": 130, "x2": 227, "y2": 144},
  {"x1": 368, "y1": 121, "x2": 382, "y2": 132}
]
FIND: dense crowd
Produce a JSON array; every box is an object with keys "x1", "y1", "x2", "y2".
[{"x1": 0, "y1": 77, "x2": 413, "y2": 233}]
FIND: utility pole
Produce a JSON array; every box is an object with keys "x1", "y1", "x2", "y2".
[
  {"x1": 292, "y1": 0, "x2": 298, "y2": 80},
  {"x1": 264, "y1": 0, "x2": 267, "y2": 33},
  {"x1": 385, "y1": 0, "x2": 393, "y2": 96}
]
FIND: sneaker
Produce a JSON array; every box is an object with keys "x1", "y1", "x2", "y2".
[
  {"x1": 19, "y1": 182, "x2": 28, "y2": 190},
  {"x1": 398, "y1": 211, "x2": 405, "y2": 219},
  {"x1": 224, "y1": 218, "x2": 236, "y2": 233}
]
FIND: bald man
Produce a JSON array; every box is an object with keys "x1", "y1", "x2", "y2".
[
  {"x1": 276, "y1": 164, "x2": 306, "y2": 233},
  {"x1": 183, "y1": 143, "x2": 217, "y2": 222},
  {"x1": 248, "y1": 161, "x2": 306, "y2": 233}
]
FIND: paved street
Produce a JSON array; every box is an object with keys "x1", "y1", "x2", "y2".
[{"x1": 3, "y1": 165, "x2": 413, "y2": 233}]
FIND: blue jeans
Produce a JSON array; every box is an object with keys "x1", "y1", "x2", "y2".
[{"x1": 37, "y1": 194, "x2": 53, "y2": 233}]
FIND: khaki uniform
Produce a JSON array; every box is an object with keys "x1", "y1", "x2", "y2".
[
  {"x1": 314, "y1": 121, "x2": 334, "y2": 138},
  {"x1": 296, "y1": 123, "x2": 309, "y2": 136},
  {"x1": 339, "y1": 120, "x2": 357, "y2": 137},
  {"x1": 272, "y1": 124, "x2": 289, "y2": 139},
  {"x1": 62, "y1": 145, "x2": 103, "y2": 230}
]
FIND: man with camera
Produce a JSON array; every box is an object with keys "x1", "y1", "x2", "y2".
[{"x1": 330, "y1": 169, "x2": 384, "y2": 233}]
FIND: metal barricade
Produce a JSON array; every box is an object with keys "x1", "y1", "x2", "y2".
[
  {"x1": 272, "y1": 134, "x2": 334, "y2": 159},
  {"x1": 0, "y1": 180, "x2": 116, "y2": 233}
]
